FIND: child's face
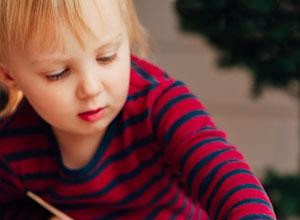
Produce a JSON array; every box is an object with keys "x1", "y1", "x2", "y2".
[{"x1": 4, "y1": 1, "x2": 131, "y2": 138}]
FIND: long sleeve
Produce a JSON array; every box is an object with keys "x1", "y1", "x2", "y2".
[
  {"x1": 151, "y1": 78, "x2": 276, "y2": 219},
  {"x1": 0, "y1": 160, "x2": 49, "y2": 220},
  {"x1": 0, "y1": 156, "x2": 24, "y2": 203},
  {"x1": 0, "y1": 117, "x2": 25, "y2": 204}
]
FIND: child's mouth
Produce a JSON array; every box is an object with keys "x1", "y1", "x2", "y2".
[{"x1": 78, "y1": 107, "x2": 106, "y2": 122}]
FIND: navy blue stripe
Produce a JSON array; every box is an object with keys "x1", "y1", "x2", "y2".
[
  {"x1": 206, "y1": 169, "x2": 254, "y2": 211},
  {"x1": 187, "y1": 148, "x2": 232, "y2": 190},
  {"x1": 197, "y1": 159, "x2": 239, "y2": 200},
  {"x1": 214, "y1": 184, "x2": 264, "y2": 219},
  {"x1": 118, "y1": 110, "x2": 149, "y2": 135},
  {"x1": 163, "y1": 71, "x2": 170, "y2": 80},
  {"x1": 0, "y1": 160, "x2": 12, "y2": 173},
  {"x1": 20, "y1": 172, "x2": 59, "y2": 180},
  {"x1": 0, "y1": 126, "x2": 45, "y2": 137},
  {"x1": 152, "y1": 80, "x2": 186, "y2": 110},
  {"x1": 148, "y1": 174, "x2": 173, "y2": 205},
  {"x1": 144, "y1": 192, "x2": 181, "y2": 220},
  {"x1": 180, "y1": 137, "x2": 227, "y2": 171},
  {"x1": 58, "y1": 165, "x2": 172, "y2": 212},
  {"x1": 59, "y1": 134, "x2": 154, "y2": 184},
  {"x1": 54, "y1": 152, "x2": 160, "y2": 201},
  {"x1": 239, "y1": 214, "x2": 275, "y2": 220},
  {"x1": 55, "y1": 202, "x2": 92, "y2": 211},
  {"x1": 198, "y1": 126, "x2": 215, "y2": 131},
  {"x1": 173, "y1": 127, "x2": 223, "y2": 154},
  {"x1": 169, "y1": 196, "x2": 188, "y2": 220},
  {"x1": 90, "y1": 113, "x2": 124, "y2": 172},
  {"x1": 153, "y1": 93, "x2": 195, "y2": 129},
  {"x1": 127, "y1": 84, "x2": 158, "y2": 101},
  {"x1": 4, "y1": 149, "x2": 55, "y2": 162},
  {"x1": 224, "y1": 198, "x2": 272, "y2": 220},
  {"x1": 0, "y1": 178, "x2": 16, "y2": 191},
  {"x1": 116, "y1": 165, "x2": 165, "y2": 205},
  {"x1": 64, "y1": 154, "x2": 159, "y2": 200},
  {"x1": 131, "y1": 61, "x2": 158, "y2": 84},
  {"x1": 233, "y1": 198, "x2": 272, "y2": 209},
  {"x1": 164, "y1": 110, "x2": 208, "y2": 144},
  {"x1": 93, "y1": 167, "x2": 167, "y2": 220},
  {"x1": 99, "y1": 209, "x2": 130, "y2": 220}
]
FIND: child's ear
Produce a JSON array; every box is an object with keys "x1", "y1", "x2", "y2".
[{"x1": 0, "y1": 64, "x2": 19, "y2": 89}]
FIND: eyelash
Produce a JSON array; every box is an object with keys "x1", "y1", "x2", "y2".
[
  {"x1": 46, "y1": 53, "x2": 118, "y2": 81},
  {"x1": 97, "y1": 53, "x2": 117, "y2": 64},
  {"x1": 46, "y1": 69, "x2": 69, "y2": 81}
]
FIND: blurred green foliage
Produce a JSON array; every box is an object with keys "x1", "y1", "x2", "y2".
[
  {"x1": 175, "y1": 0, "x2": 300, "y2": 96},
  {"x1": 264, "y1": 170, "x2": 300, "y2": 218}
]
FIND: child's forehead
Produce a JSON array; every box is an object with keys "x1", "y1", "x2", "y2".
[
  {"x1": 26, "y1": 32, "x2": 124, "y2": 64},
  {"x1": 21, "y1": 0, "x2": 126, "y2": 54}
]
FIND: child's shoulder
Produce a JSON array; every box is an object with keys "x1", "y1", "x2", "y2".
[
  {"x1": 0, "y1": 100, "x2": 43, "y2": 134},
  {"x1": 128, "y1": 55, "x2": 189, "y2": 103},
  {"x1": 130, "y1": 55, "x2": 174, "y2": 87},
  {"x1": 0, "y1": 101, "x2": 47, "y2": 161}
]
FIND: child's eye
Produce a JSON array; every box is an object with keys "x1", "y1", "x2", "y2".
[
  {"x1": 97, "y1": 54, "x2": 117, "y2": 65},
  {"x1": 46, "y1": 69, "x2": 69, "y2": 81}
]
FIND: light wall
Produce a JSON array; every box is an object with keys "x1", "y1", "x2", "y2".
[{"x1": 135, "y1": 0, "x2": 299, "y2": 177}]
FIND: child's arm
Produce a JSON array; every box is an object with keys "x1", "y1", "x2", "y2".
[
  {"x1": 0, "y1": 157, "x2": 62, "y2": 219},
  {"x1": 152, "y1": 78, "x2": 277, "y2": 219},
  {"x1": 0, "y1": 157, "x2": 24, "y2": 203}
]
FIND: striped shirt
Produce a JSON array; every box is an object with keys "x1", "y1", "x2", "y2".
[{"x1": 0, "y1": 56, "x2": 276, "y2": 219}]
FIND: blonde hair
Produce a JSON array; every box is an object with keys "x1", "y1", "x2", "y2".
[{"x1": 0, "y1": 0, "x2": 148, "y2": 117}]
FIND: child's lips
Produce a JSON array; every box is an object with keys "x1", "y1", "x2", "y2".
[{"x1": 78, "y1": 107, "x2": 106, "y2": 122}]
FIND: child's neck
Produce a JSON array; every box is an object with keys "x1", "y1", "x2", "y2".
[{"x1": 52, "y1": 129, "x2": 105, "y2": 170}]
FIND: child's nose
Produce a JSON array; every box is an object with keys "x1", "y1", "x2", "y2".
[{"x1": 76, "y1": 71, "x2": 102, "y2": 99}]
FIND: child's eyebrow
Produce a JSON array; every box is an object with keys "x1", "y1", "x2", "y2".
[
  {"x1": 30, "y1": 33, "x2": 123, "y2": 65},
  {"x1": 95, "y1": 33, "x2": 123, "y2": 52}
]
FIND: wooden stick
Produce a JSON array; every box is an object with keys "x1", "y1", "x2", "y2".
[{"x1": 26, "y1": 191, "x2": 75, "y2": 220}]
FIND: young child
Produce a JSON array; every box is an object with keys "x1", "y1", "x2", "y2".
[{"x1": 0, "y1": 0, "x2": 276, "y2": 219}]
